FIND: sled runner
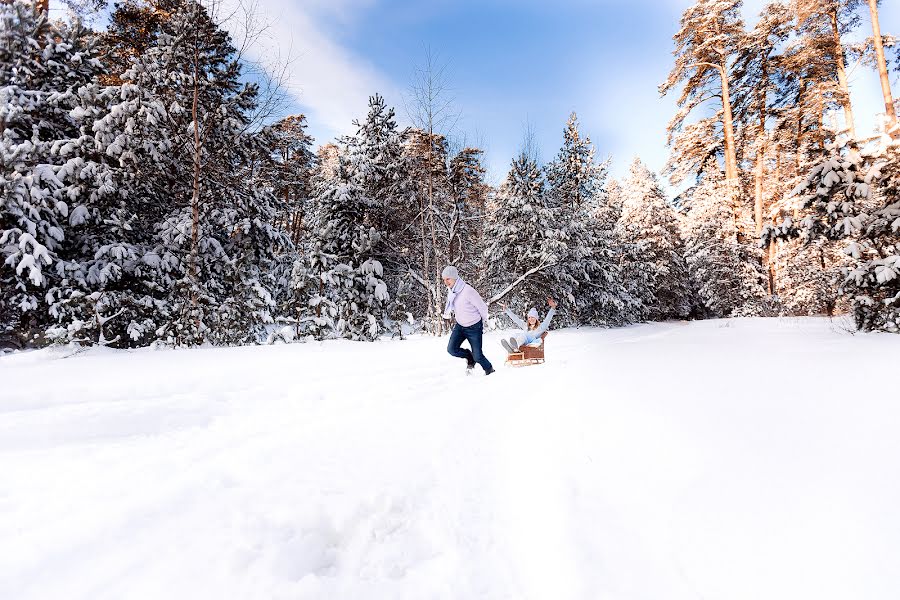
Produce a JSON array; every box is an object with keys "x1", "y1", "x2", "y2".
[{"x1": 505, "y1": 332, "x2": 548, "y2": 367}]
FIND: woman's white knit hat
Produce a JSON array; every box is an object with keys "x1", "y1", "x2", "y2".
[
  {"x1": 527, "y1": 308, "x2": 539, "y2": 319},
  {"x1": 441, "y1": 265, "x2": 459, "y2": 279}
]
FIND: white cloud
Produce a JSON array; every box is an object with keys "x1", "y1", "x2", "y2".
[{"x1": 222, "y1": 0, "x2": 399, "y2": 137}]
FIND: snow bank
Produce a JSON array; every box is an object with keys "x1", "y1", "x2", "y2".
[{"x1": 1, "y1": 317, "x2": 898, "y2": 599}]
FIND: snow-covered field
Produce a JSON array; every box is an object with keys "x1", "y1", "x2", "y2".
[{"x1": 2, "y1": 317, "x2": 899, "y2": 600}]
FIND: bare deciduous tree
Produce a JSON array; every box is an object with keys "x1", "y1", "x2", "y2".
[{"x1": 406, "y1": 46, "x2": 460, "y2": 334}]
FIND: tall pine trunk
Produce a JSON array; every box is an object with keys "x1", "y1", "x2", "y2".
[
  {"x1": 754, "y1": 57, "x2": 769, "y2": 237},
  {"x1": 419, "y1": 191, "x2": 435, "y2": 334},
  {"x1": 829, "y1": 7, "x2": 857, "y2": 138},
  {"x1": 867, "y1": 0, "x2": 897, "y2": 132},
  {"x1": 190, "y1": 23, "x2": 201, "y2": 324},
  {"x1": 712, "y1": 17, "x2": 738, "y2": 183},
  {"x1": 719, "y1": 62, "x2": 739, "y2": 183}
]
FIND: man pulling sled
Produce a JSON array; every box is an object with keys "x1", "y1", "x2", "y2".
[{"x1": 441, "y1": 264, "x2": 557, "y2": 372}]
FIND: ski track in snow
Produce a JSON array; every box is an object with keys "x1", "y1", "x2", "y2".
[{"x1": 1, "y1": 317, "x2": 899, "y2": 600}]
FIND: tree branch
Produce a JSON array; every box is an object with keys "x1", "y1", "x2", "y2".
[{"x1": 487, "y1": 260, "x2": 557, "y2": 304}]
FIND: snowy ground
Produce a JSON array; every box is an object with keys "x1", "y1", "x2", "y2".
[{"x1": 1, "y1": 317, "x2": 899, "y2": 600}]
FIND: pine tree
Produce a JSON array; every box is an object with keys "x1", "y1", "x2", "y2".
[
  {"x1": 769, "y1": 236, "x2": 844, "y2": 316},
  {"x1": 681, "y1": 166, "x2": 769, "y2": 317},
  {"x1": 44, "y1": 0, "x2": 288, "y2": 347},
  {"x1": 732, "y1": 2, "x2": 793, "y2": 236},
  {"x1": 296, "y1": 155, "x2": 389, "y2": 341},
  {"x1": 259, "y1": 114, "x2": 315, "y2": 246},
  {"x1": 0, "y1": 0, "x2": 105, "y2": 347},
  {"x1": 617, "y1": 158, "x2": 694, "y2": 321},
  {"x1": 483, "y1": 151, "x2": 557, "y2": 314},
  {"x1": 660, "y1": 0, "x2": 744, "y2": 186},
  {"x1": 763, "y1": 141, "x2": 900, "y2": 331},
  {"x1": 545, "y1": 113, "x2": 634, "y2": 326},
  {"x1": 446, "y1": 146, "x2": 488, "y2": 279},
  {"x1": 864, "y1": 0, "x2": 897, "y2": 133},
  {"x1": 98, "y1": 0, "x2": 181, "y2": 85},
  {"x1": 343, "y1": 94, "x2": 417, "y2": 334},
  {"x1": 251, "y1": 116, "x2": 315, "y2": 335}
]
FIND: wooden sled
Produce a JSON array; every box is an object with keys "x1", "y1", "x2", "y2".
[{"x1": 506, "y1": 332, "x2": 548, "y2": 367}]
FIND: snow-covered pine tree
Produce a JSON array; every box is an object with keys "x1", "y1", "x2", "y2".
[
  {"x1": 343, "y1": 94, "x2": 416, "y2": 333},
  {"x1": 545, "y1": 113, "x2": 634, "y2": 326},
  {"x1": 762, "y1": 140, "x2": 900, "y2": 332},
  {"x1": 681, "y1": 166, "x2": 769, "y2": 317},
  {"x1": 260, "y1": 114, "x2": 315, "y2": 246},
  {"x1": 158, "y1": 0, "x2": 288, "y2": 346},
  {"x1": 795, "y1": 0, "x2": 865, "y2": 139},
  {"x1": 98, "y1": 0, "x2": 182, "y2": 85},
  {"x1": 483, "y1": 150, "x2": 557, "y2": 315},
  {"x1": 608, "y1": 177, "x2": 653, "y2": 322},
  {"x1": 43, "y1": 59, "x2": 169, "y2": 348},
  {"x1": 738, "y1": 5, "x2": 853, "y2": 309},
  {"x1": 0, "y1": 0, "x2": 105, "y2": 348},
  {"x1": 617, "y1": 158, "x2": 693, "y2": 321},
  {"x1": 446, "y1": 146, "x2": 488, "y2": 281},
  {"x1": 346, "y1": 94, "x2": 406, "y2": 226},
  {"x1": 296, "y1": 154, "x2": 389, "y2": 341},
  {"x1": 768, "y1": 235, "x2": 844, "y2": 316},
  {"x1": 46, "y1": 0, "x2": 288, "y2": 347},
  {"x1": 252, "y1": 115, "x2": 316, "y2": 335}
]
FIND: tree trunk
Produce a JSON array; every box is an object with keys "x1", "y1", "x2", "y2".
[
  {"x1": 867, "y1": 0, "x2": 897, "y2": 133},
  {"x1": 419, "y1": 191, "x2": 434, "y2": 334},
  {"x1": 719, "y1": 63, "x2": 739, "y2": 182},
  {"x1": 829, "y1": 8, "x2": 857, "y2": 139},
  {"x1": 176, "y1": 16, "x2": 204, "y2": 345},
  {"x1": 754, "y1": 57, "x2": 768, "y2": 237},
  {"x1": 754, "y1": 149, "x2": 765, "y2": 233},
  {"x1": 190, "y1": 29, "x2": 201, "y2": 310},
  {"x1": 794, "y1": 82, "x2": 805, "y2": 176},
  {"x1": 818, "y1": 108, "x2": 827, "y2": 150},
  {"x1": 426, "y1": 131, "x2": 443, "y2": 335},
  {"x1": 770, "y1": 144, "x2": 782, "y2": 295}
]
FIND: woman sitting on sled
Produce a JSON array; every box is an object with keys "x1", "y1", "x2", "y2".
[{"x1": 499, "y1": 297, "x2": 557, "y2": 353}]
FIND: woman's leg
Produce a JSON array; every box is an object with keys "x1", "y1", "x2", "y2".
[{"x1": 514, "y1": 332, "x2": 531, "y2": 348}]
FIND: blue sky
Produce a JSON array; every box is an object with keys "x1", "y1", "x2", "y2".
[{"x1": 257, "y1": 0, "x2": 898, "y2": 188}]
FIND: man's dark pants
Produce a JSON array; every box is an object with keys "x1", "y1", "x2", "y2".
[{"x1": 447, "y1": 319, "x2": 493, "y2": 372}]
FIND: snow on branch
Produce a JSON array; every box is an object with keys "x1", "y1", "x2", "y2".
[{"x1": 487, "y1": 260, "x2": 556, "y2": 305}]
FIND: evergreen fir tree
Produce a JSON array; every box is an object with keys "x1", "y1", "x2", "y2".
[
  {"x1": 545, "y1": 113, "x2": 634, "y2": 326},
  {"x1": 44, "y1": 0, "x2": 288, "y2": 347},
  {"x1": 617, "y1": 158, "x2": 694, "y2": 321},
  {"x1": 259, "y1": 114, "x2": 315, "y2": 246},
  {"x1": 681, "y1": 166, "x2": 769, "y2": 317},
  {"x1": 763, "y1": 141, "x2": 900, "y2": 332},
  {"x1": 483, "y1": 151, "x2": 557, "y2": 315},
  {"x1": 447, "y1": 146, "x2": 488, "y2": 279},
  {"x1": 0, "y1": 0, "x2": 105, "y2": 346},
  {"x1": 344, "y1": 94, "x2": 413, "y2": 335},
  {"x1": 296, "y1": 156, "x2": 389, "y2": 341}
]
